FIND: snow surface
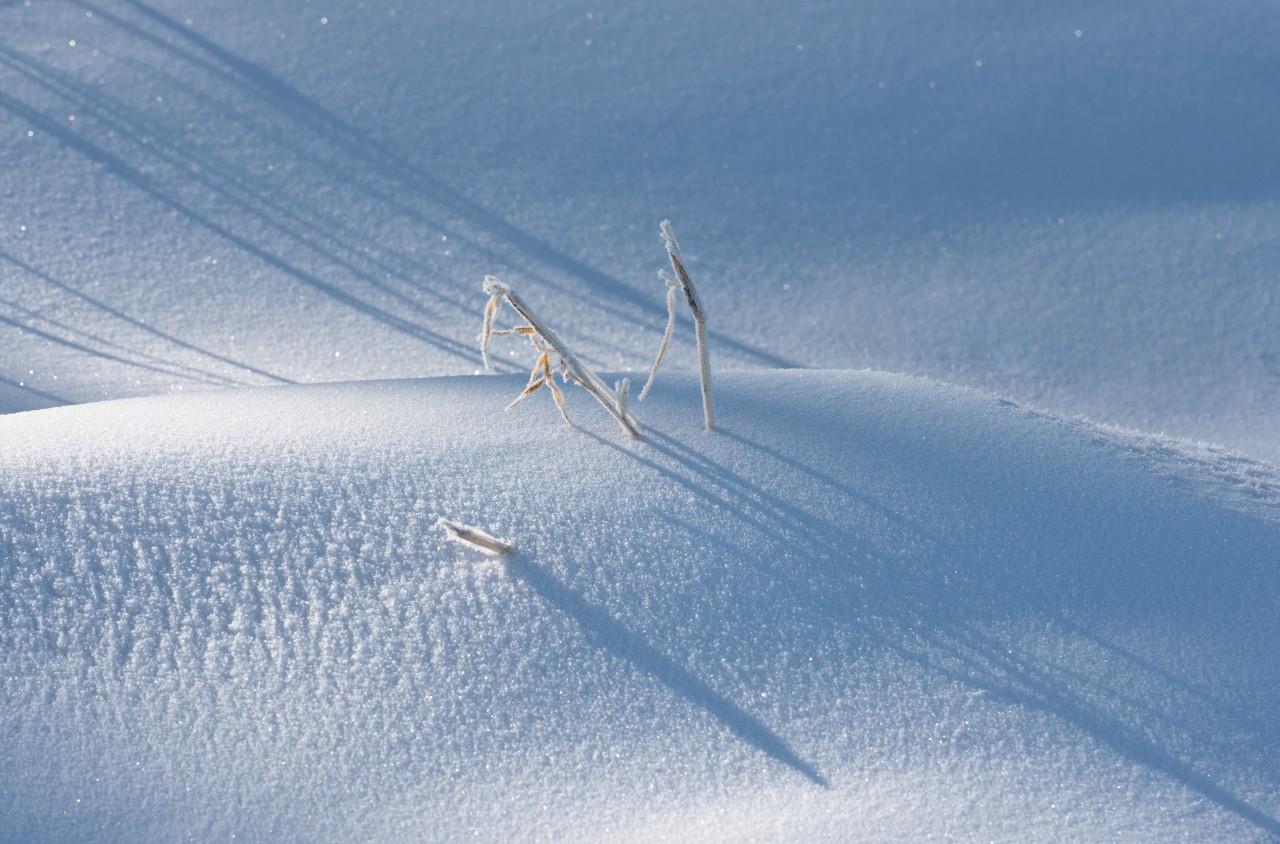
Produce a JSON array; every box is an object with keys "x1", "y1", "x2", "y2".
[
  {"x1": 3, "y1": 1, "x2": 1280, "y2": 839},
  {"x1": 2, "y1": 371, "x2": 1279, "y2": 841},
  {"x1": 3, "y1": 0, "x2": 1280, "y2": 461}
]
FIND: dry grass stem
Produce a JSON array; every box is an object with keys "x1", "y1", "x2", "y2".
[
  {"x1": 647, "y1": 220, "x2": 716, "y2": 430},
  {"x1": 614, "y1": 377, "x2": 630, "y2": 421},
  {"x1": 481, "y1": 276, "x2": 640, "y2": 437},
  {"x1": 639, "y1": 271, "x2": 679, "y2": 401}
]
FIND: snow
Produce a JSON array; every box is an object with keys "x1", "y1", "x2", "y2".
[
  {"x1": 2, "y1": 372, "x2": 1279, "y2": 841},
  {"x1": 3, "y1": 0, "x2": 1279, "y2": 839},
  {"x1": 2, "y1": 0, "x2": 1279, "y2": 460}
]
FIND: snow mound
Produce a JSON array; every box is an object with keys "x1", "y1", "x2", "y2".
[{"x1": 2, "y1": 371, "x2": 1278, "y2": 841}]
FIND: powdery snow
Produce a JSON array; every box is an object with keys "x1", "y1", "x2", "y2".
[
  {"x1": 3, "y1": 1, "x2": 1279, "y2": 838},
  {"x1": 2, "y1": 371, "x2": 1278, "y2": 841}
]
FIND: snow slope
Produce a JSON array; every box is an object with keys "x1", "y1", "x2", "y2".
[
  {"x1": 2, "y1": 371, "x2": 1278, "y2": 841},
  {"x1": 2, "y1": 0, "x2": 1279, "y2": 461}
]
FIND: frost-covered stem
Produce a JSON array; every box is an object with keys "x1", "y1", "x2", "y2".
[
  {"x1": 480, "y1": 292, "x2": 500, "y2": 370},
  {"x1": 485, "y1": 277, "x2": 640, "y2": 438},
  {"x1": 639, "y1": 275, "x2": 678, "y2": 402},
  {"x1": 660, "y1": 220, "x2": 715, "y2": 431},
  {"x1": 614, "y1": 378, "x2": 630, "y2": 422},
  {"x1": 693, "y1": 318, "x2": 715, "y2": 430}
]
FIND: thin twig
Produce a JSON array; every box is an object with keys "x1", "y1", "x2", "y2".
[
  {"x1": 614, "y1": 377, "x2": 630, "y2": 421},
  {"x1": 639, "y1": 271, "x2": 679, "y2": 401},
  {"x1": 436, "y1": 518, "x2": 513, "y2": 555},
  {"x1": 660, "y1": 220, "x2": 715, "y2": 430}
]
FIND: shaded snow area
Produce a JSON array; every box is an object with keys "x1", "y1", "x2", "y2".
[
  {"x1": 2, "y1": 0, "x2": 1280, "y2": 460},
  {"x1": 2, "y1": 372, "x2": 1279, "y2": 842}
]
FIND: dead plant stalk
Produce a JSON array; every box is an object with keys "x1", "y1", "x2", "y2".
[
  {"x1": 481, "y1": 276, "x2": 640, "y2": 438},
  {"x1": 648, "y1": 220, "x2": 716, "y2": 431}
]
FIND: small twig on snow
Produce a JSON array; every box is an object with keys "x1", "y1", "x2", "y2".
[{"x1": 436, "y1": 518, "x2": 513, "y2": 556}]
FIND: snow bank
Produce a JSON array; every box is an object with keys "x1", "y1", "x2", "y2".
[{"x1": 2, "y1": 371, "x2": 1277, "y2": 841}]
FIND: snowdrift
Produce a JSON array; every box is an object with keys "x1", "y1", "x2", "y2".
[{"x1": 1, "y1": 371, "x2": 1278, "y2": 841}]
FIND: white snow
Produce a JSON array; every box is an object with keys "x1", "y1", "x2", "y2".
[
  {"x1": 2, "y1": 0, "x2": 1279, "y2": 461},
  {"x1": 3, "y1": 0, "x2": 1279, "y2": 839},
  {"x1": 2, "y1": 372, "x2": 1278, "y2": 841}
]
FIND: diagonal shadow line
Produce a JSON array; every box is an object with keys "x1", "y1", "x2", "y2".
[
  {"x1": 853, "y1": 611, "x2": 1280, "y2": 838},
  {"x1": 504, "y1": 554, "x2": 828, "y2": 787},
  {"x1": 950, "y1": 615, "x2": 1280, "y2": 774},
  {"x1": 66, "y1": 2, "x2": 705, "y2": 371},
  {"x1": 67, "y1": 3, "x2": 519, "y2": 302},
  {"x1": 0, "y1": 250, "x2": 286, "y2": 386},
  {"x1": 0, "y1": 291, "x2": 243, "y2": 388},
  {"x1": 92, "y1": 0, "x2": 796, "y2": 370},
  {"x1": 0, "y1": 91, "x2": 484, "y2": 368},
  {"x1": 576, "y1": 427, "x2": 784, "y2": 542},
  {"x1": 584, "y1": 416, "x2": 1280, "y2": 830},
  {"x1": 0, "y1": 45, "x2": 454, "y2": 327},
  {"x1": 0, "y1": 310, "x2": 230, "y2": 386},
  {"x1": 582, "y1": 421, "x2": 912, "y2": 612},
  {"x1": 645, "y1": 429, "x2": 850, "y2": 542},
  {"x1": 140, "y1": 62, "x2": 473, "y2": 309},
  {"x1": 1049, "y1": 612, "x2": 1280, "y2": 745},
  {"x1": 0, "y1": 373, "x2": 68, "y2": 406},
  {"x1": 921, "y1": 620, "x2": 1280, "y2": 838}
]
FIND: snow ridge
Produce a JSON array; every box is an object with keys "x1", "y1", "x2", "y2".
[{"x1": 1, "y1": 371, "x2": 1277, "y2": 841}]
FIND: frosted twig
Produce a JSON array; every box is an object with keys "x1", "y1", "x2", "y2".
[
  {"x1": 480, "y1": 289, "x2": 502, "y2": 370},
  {"x1": 544, "y1": 343, "x2": 573, "y2": 425},
  {"x1": 504, "y1": 362, "x2": 546, "y2": 410},
  {"x1": 655, "y1": 220, "x2": 716, "y2": 430},
  {"x1": 614, "y1": 377, "x2": 630, "y2": 421},
  {"x1": 436, "y1": 518, "x2": 513, "y2": 556},
  {"x1": 482, "y1": 276, "x2": 640, "y2": 437},
  {"x1": 639, "y1": 271, "x2": 679, "y2": 401}
]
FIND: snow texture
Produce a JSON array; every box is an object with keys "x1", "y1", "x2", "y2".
[
  {"x1": 3, "y1": 1, "x2": 1280, "y2": 840},
  {"x1": 2, "y1": 372, "x2": 1279, "y2": 841}
]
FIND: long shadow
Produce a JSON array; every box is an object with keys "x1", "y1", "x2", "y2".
[
  {"x1": 146, "y1": 68, "x2": 483, "y2": 318},
  {"x1": 914, "y1": 620, "x2": 1280, "y2": 837},
  {"x1": 0, "y1": 310, "x2": 235, "y2": 386},
  {"x1": 0, "y1": 46, "x2": 468, "y2": 337},
  {"x1": 1051, "y1": 612, "x2": 1280, "y2": 745},
  {"x1": 0, "y1": 249, "x2": 288, "y2": 386},
  {"x1": 577, "y1": 427, "x2": 789, "y2": 545},
  {"x1": 583, "y1": 424, "x2": 948, "y2": 617},
  {"x1": 0, "y1": 46, "x2": 453, "y2": 325},
  {"x1": 547, "y1": 422, "x2": 1280, "y2": 830},
  {"x1": 0, "y1": 289, "x2": 245, "y2": 389},
  {"x1": 589, "y1": 421, "x2": 1280, "y2": 835},
  {"x1": 0, "y1": 373, "x2": 68, "y2": 406},
  {"x1": 0, "y1": 90, "x2": 483, "y2": 368},
  {"x1": 503, "y1": 553, "x2": 828, "y2": 787},
  {"x1": 79, "y1": 0, "x2": 794, "y2": 369},
  {"x1": 839, "y1": 604, "x2": 1280, "y2": 837}
]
